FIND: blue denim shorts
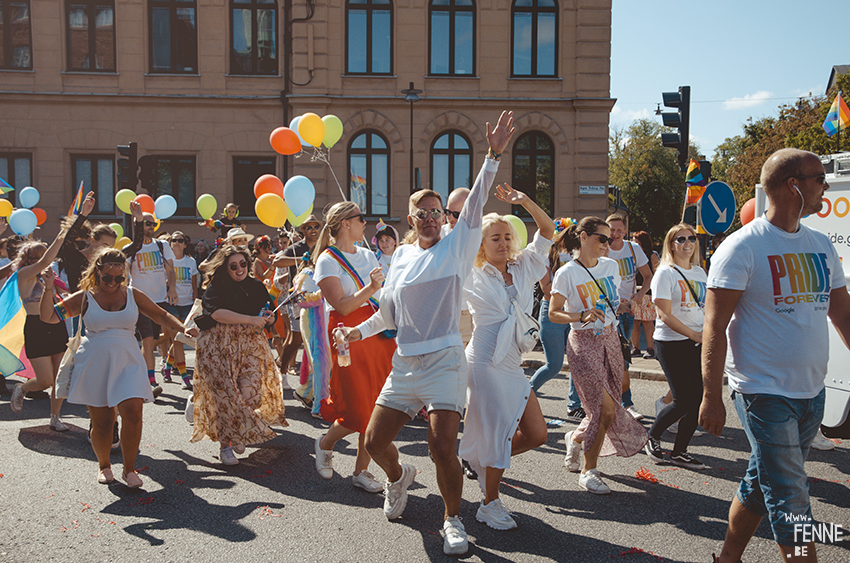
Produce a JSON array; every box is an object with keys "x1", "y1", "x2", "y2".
[{"x1": 733, "y1": 388, "x2": 825, "y2": 546}]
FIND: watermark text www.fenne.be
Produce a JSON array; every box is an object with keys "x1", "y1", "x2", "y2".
[{"x1": 785, "y1": 515, "x2": 846, "y2": 558}]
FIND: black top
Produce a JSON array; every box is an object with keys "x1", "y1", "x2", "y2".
[
  {"x1": 58, "y1": 213, "x2": 90, "y2": 292},
  {"x1": 282, "y1": 240, "x2": 312, "y2": 283},
  {"x1": 218, "y1": 217, "x2": 243, "y2": 239},
  {"x1": 202, "y1": 275, "x2": 272, "y2": 317}
]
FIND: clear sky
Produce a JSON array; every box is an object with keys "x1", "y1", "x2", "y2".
[{"x1": 610, "y1": 1, "x2": 846, "y2": 158}]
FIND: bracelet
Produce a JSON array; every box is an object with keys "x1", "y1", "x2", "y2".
[
  {"x1": 488, "y1": 147, "x2": 502, "y2": 159},
  {"x1": 578, "y1": 311, "x2": 585, "y2": 323}
]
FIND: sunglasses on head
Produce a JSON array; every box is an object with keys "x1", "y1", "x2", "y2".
[
  {"x1": 674, "y1": 235, "x2": 697, "y2": 245},
  {"x1": 413, "y1": 208, "x2": 444, "y2": 221},
  {"x1": 101, "y1": 273, "x2": 125, "y2": 284},
  {"x1": 143, "y1": 221, "x2": 156, "y2": 226},
  {"x1": 443, "y1": 209, "x2": 461, "y2": 219},
  {"x1": 589, "y1": 232, "x2": 613, "y2": 245},
  {"x1": 229, "y1": 260, "x2": 248, "y2": 271}
]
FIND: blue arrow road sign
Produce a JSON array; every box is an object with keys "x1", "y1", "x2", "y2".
[{"x1": 699, "y1": 181, "x2": 736, "y2": 235}]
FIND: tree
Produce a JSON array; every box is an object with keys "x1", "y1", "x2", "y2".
[{"x1": 608, "y1": 118, "x2": 699, "y2": 238}]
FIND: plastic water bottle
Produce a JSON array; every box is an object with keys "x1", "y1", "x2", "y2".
[
  {"x1": 592, "y1": 297, "x2": 606, "y2": 336},
  {"x1": 334, "y1": 322, "x2": 351, "y2": 367}
]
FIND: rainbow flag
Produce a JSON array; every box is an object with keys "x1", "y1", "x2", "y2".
[
  {"x1": 823, "y1": 92, "x2": 850, "y2": 137},
  {"x1": 67, "y1": 181, "x2": 85, "y2": 217},
  {"x1": 350, "y1": 173, "x2": 367, "y2": 187},
  {"x1": 0, "y1": 178, "x2": 13, "y2": 194},
  {"x1": 0, "y1": 272, "x2": 26, "y2": 377},
  {"x1": 684, "y1": 160, "x2": 706, "y2": 204}
]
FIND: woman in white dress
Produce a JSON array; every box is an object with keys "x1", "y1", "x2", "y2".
[
  {"x1": 459, "y1": 183, "x2": 554, "y2": 530},
  {"x1": 39, "y1": 248, "x2": 195, "y2": 487}
]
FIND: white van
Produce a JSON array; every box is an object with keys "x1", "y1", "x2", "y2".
[{"x1": 754, "y1": 152, "x2": 850, "y2": 436}]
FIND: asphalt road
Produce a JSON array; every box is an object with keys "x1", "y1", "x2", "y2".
[{"x1": 0, "y1": 352, "x2": 847, "y2": 563}]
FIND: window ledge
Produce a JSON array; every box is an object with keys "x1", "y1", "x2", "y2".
[
  {"x1": 225, "y1": 73, "x2": 281, "y2": 78},
  {"x1": 508, "y1": 76, "x2": 563, "y2": 81},
  {"x1": 61, "y1": 70, "x2": 119, "y2": 76},
  {"x1": 0, "y1": 68, "x2": 34, "y2": 73},
  {"x1": 144, "y1": 73, "x2": 201, "y2": 77},
  {"x1": 341, "y1": 74, "x2": 398, "y2": 78},
  {"x1": 425, "y1": 75, "x2": 480, "y2": 79}
]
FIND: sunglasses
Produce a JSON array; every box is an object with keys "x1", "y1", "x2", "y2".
[
  {"x1": 413, "y1": 208, "x2": 444, "y2": 221},
  {"x1": 589, "y1": 232, "x2": 613, "y2": 245},
  {"x1": 443, "y1": 209, "x2": 461, "y2": 219},
  {"x1": 346, "y1": 213, "x2": 366, "y2": 223},
  {"x1": 172, "y1": 238, "x2": 185, "y2": 243},
  {"x1": 229, "y1": 260, "x2": 248, "y2": 271},
  {"x1": 101, "y1": 273, "x2": 125, "y2": 284},
  {"x1": 674, "y1": 235, "x2": 698, "y2": 245},
  {"x1": 143, "y1": 221, "x2": 156, "y2": 226},
  {"x1": 302, "y1": 225, "x2": 320, "y2": 232}
]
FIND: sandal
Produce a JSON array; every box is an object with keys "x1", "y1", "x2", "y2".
[
  {"x1": 98, "y1": 467, "x2": 114, "y2": 484},
  {"x1": 122, "y1": 470, "x2": 143, "y2": 489}
]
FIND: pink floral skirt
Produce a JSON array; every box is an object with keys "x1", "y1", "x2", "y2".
[{"x1": 633, "y1": 293, "x2": 656, "y2": 321}]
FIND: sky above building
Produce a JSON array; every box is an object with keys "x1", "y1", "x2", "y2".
[{"x1": 610, "y1": 0, "x2": 846, "y2": 158}]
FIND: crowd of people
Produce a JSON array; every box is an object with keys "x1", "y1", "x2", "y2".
[{"x1": 0, "y1": 114, "x2": 845, "y2": 560}]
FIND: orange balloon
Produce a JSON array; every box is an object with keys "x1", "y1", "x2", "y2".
[
  {"x1": 270, "y1": 127, "x2": 302, "y2": 156},
  {"x1": 740, "y1": 197, "x2": 756, "y2": 225},
  {"x1": 254, "y1": 174, "x2": 285, "y2": 199},
  {"x1": 133, "y1": 194, "x2": 155, "y2": 214},
  {"x1": 33, "y1": 207, "x2": 47, "y2": 226}
]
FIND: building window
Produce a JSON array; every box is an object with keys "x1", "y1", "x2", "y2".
[
  {"x1": 150, "y1": 156, "x2": 196, "y2": 216},
  {"x1": 429, "y1": 0, "x2": 473, "y2": 76},
  {"x1": 430, "y1": 131, "x2": 471, "y2": 202},
  {"x1": 231, "y1": 0, "x2": 277, "y2": 75},
  {"x1": 0, "y1": 1, "x2": 33, "y2": 69},
  {"x1": 233, "y1": 156, "x2": 275, "y2": 217},
  {"x1": 512, "y1": 131, "x2": 553, "y2": 217},
  {"x1": 511, "y1": 0, "x2": 557, "y2": 77},
  {"x1": 150, "y1": 0, "x2": 198, "y2": 73},
  {"x1": 0, "y1": 153, "x2": 31, "y2": 207},
  {"x1": 348, "y1": 131, "x2": 389, "y2": 216},
  {"x1": 72, "y1": 155, "x2": 114, "y2": 214},
  {"x1": 346, "y1": 0, "x2": 391, "y2": 75},
  {"x1": 66, "y1": 1, "x2": 115, "y2": 71}
]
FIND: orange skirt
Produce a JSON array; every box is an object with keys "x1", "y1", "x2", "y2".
[{"x1": 320, "y1": 305, "x2": 396, "y2": 433}]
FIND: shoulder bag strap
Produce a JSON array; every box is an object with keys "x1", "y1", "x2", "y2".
[
  {"x1": 672, "y1": 266, "x2": 703, "y2": 309},
  {"x1": 574, "y1": 259, "x2": 617, "y2": 315}
]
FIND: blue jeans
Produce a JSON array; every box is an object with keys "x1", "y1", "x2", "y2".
[
  {"x1": 733, "y1": 388, "x2": 825, "y2": 546},
  {"x1": 529, "y1": 300, "x2": 581, "y2": 410},
  {"x1": 617, "y1": 312, "x2": 635, "y2": 408}
]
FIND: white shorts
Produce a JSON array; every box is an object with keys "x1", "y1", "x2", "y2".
[{"x1": 376, "y1": 345, "x2": 467, "y2": 418}]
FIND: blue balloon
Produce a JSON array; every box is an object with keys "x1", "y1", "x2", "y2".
[
  {"x1": 155, "y1": 195, "x2": 177, "y2": 220},
  {"x1": 289, "y1": 116, "x2": 310, "y2": 147},
  {"x1": 284, "y1": 175, "x2": 316, "y2": 217},
  {"x1": 9, "y1": 208, "x2": 37, "y2": 236},
  {"x1": 18, "y1": 186, "x2": 39, "y2": 209}
]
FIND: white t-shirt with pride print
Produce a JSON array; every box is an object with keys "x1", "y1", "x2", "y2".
[
  {"x1": 172, "y1": 255, "x2": 198, "y2": 307},
  {"x1": 551, "y1": 257, "x2": 621, "y2": 331},
  {"x1": 608, "y1": 240, "x2": 648, "y2": 301},
  {"x1": 651, "y1": 264, "x2": 707, "y2": 341},
  {"x1": 128, "y1": 240, "x2": 174, "y2": 304}
]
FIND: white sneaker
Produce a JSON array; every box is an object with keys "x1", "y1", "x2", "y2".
[
  {"x1": 626, "y1": 406, "x2": 645, "y2": 420},
  {"x1": 10, "y1": 383, "x2": 24, "y2": 413},
  {"x1": 476, "y1": 498, "x2": 517, "y2": 530},
  {"x1": 811, "y1": 431, "x2": 836, "y2": 451},
  {"x1": 220, "y1": 446, "x2": 239, "y2": 466},
  {"x1": 443, "y1": 516, "x2": 469, "y2": 555},
  {"x1": 49, "y1": 415, "x2": 69, "y2": 432},
  {"x1": 578, "y1": 468, "x2": 611, "y2": 495},
  {"x1": 184, "y1": 396, "x2": 194, "y2": 424},
  {"x1": 314, "y1": 436, "x2": 334, "y2": 479},
  {"x1": 564, "y1": 430, "x2": 582, "y2": 472},
  {"x1": 232, "y1": 443, "x2": 246, "y2": 455},
  {"x1": 383, "y1": 463, "x2": 416, "y2": 520},
  {"x1": 352, "y1": 470, "x2": 383, "y2": 493}
]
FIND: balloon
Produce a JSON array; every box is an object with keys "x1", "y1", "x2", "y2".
[
  {"x1": 255, "y1": 193, "x2": 288, "y2": 228},
  {"x1": 740, "y1": 197, "x2": 756, "y2": 226},
  {"x1": 287, "y1": 204, "x2": 314, "y2": 227},
  {"x1": 133, "y1": 194, "x2": 155, "y2": 214},
  {"x1": 155, "y1": 195, "x2": 177, "y2": 219},
  {"x1": 109, "y1": 223, "x2": 124, "y2": 239},
  {"x1": 284, "y1": 175, "x2": 315, "y2": 217},
  {"x1": 197, "y1": 194, "x2": 217, "y2": 220},
  {"x1": 298, "y1": 113, "x2": 325, "y2": 147},
  {"x1": 32, "y1": 207, "x2": 47, "y2": 226},
  {"x1": 114, "y1": 236, "x2": 132, "y2": 250},
  {"x1": 505, "y1": 215, "x2": 529, "y2": 249},
  {"x1": 0, "y1": 199, "x2": 12, "y2": 217},
  {"x1": 18, "y1": 187, "x2": 39, "y2": 209},
  {"x1": 9, "y1": 208, "x2": 37, "y2": 236},
  {"x1": 254, "y1": 174, "x2": 284, "y2": 199},
  {"x1": 115, "y1": 189, "x2": 136, "y2": 214},
  {"x1": 322, "y1": 115, "x2": 344, "y2": 149},
  {"x1": 289, "y1": 116, "x2": 310, "y2": 147},
  {"x1": 270, "y1": 127, "x2": 302, "y2": 156},
  {"x1": 154, "y1": 216, "x2": 161, "y2": 232}
]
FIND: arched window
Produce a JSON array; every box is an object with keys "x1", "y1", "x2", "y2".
[
  {"x1": 346, "y1": 0, "x2": 392, "y2": 75},
  {"x1": 511, "y1": 0, "x2": 557, "y2": 77},
  {"x1": 512, "y1": 131, "x2": 554, "y2": 217},
  {"x1": 348, "y1": 131, "x2": 390, "y2": 215},
  {"x1": 231, "y1": 0, "x2": 278, "y2": 75},
  {"x1": 429, "y1": 0, "x2": 474, "y2": 76},
  {"x1": 430, "y1": 131, "x2": 472, "y2": 202}
]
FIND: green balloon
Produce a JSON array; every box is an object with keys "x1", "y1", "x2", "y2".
[
  {"x1": 505, "y1": 215, "x2": 528, "y2": 249},
  {"x1": 108, "y1": 223, "x2": 124, "y2": 239},
  {"x1": 322, "y1": 115, "x2": 344, "y2": 149},
  {"x1": 197, "y1": 194, "x2": 218, "y2": 220},
  {"x1": 115, "y1": 189, "x2": 136, "y2": 214}
]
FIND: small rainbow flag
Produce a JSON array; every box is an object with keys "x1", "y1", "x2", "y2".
[
  {"x1": 0, "y1": 178, "x2": 13, "y2": 194},
  {"x1": 823, "y1": 92, "x2": 850, "y2": 137},
  {"x1": 67, "y1": 181, "x2": 85, "y2": 217},
  {"x1": 0, "y1": 272, "x2": 26, "y2": 377},
  {"x1": 350, "y1": 173, "x2": 367, "y2": 187},
  {"x1": 685, "y1": 160, "x2": 706, "y2": 204}
]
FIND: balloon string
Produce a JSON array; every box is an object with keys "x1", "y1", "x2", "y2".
[{"x1": 309, "y1": 146, "x2": 372, "y2": 250}]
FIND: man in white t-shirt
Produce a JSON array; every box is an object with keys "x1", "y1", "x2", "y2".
[
  {"x1": 127, "y1": 206, "x2": 177, "y2": 395},
  {"x1": 338, "y1": 111, "x2": 515, "y2": 556},
  {"x1": 606, "y1": 214, "x2": 652, "y2": 419},
  {"x1": 701, "y1": 148, "x2": 850, "y2": 563}
]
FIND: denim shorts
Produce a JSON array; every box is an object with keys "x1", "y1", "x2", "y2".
[
  {"x1": 162, "y1": 303, "x2": 193, "y2": 323},
  {"x1": 733, "y1": 388, "x2": 825, "y2": 546}
]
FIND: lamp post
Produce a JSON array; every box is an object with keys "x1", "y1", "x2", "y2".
[{"x1": 401, "y1": 81, "x2": 422, "y2": 192}]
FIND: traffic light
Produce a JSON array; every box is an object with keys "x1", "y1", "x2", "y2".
[
  {"x1": 138, "y1": 155, "x2": 156, "y2": 195},
  {"x1": 117, "y1": 142, "x2": 138, "y2": 191},
  {"x1": 660, "y1": 86, "x2": 690, "y2": 172}
]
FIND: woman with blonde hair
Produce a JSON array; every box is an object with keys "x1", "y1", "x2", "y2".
[
  {"x1": 643, "y1": 223, "x2": 707, "y2": 470},
  {"x1": 459, "y1": 184, "x2": 554, "y2": 530},
  {"x1": 39, "y1": 248, "x2": 194, "y2": 486},
  {"x1": 312, "y1": 201, "x2": 396, "y2": 493}
]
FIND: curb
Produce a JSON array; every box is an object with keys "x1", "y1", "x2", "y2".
[{"x1": 521, "y1": 358, "x2": 667, "y2": 382}]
